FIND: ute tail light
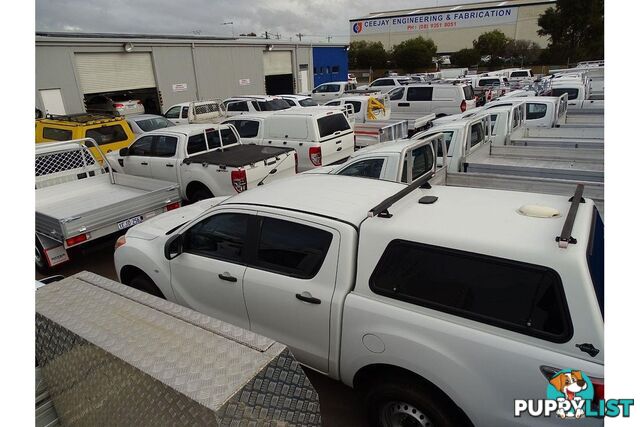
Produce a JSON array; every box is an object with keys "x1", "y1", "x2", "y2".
[
  {"x1": 137, "y1": 100, "x2": 143, "y2": 105},
  {"x1": 591, "y1": 375, "x2": 605, "y2": 404},
  {"x1": 294, "y1": 152, "x2": 299, "y2": 173},
  {"x1": 165, "y1": 201, "x2": 181, "y2": 211},
  {"x1": 309, "y1": 146, "x2": 322, "y2": 166},
  {"x1": 114, "y1": 103, "x2": 124, "y2": 109},
  {"x1": 460, "y1": 100, "x2": 467, "y2": 113},
  {"x1": 66, "y1": 233, "x2": 89, "y2": 247},
  {"x1": 231, "y1": 169, "x2": 248, "y2": 193}
]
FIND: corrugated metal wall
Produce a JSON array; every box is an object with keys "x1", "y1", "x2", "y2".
[{"x1": 35, "y1": 38, "x2": 318, "y2": 115}]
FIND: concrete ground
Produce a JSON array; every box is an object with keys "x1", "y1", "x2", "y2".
[{"x1": 37, "y1": 237, "x2": 368, "y2": 426}]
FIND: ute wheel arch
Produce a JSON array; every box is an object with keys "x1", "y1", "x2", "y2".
[
  {"x1": 119, "y1": 266, "x2": 166, "y2": 299},
  {"x1": 185, "y1": 181, "x2": 214, "y2": 203},
  {"x1": 352, "y1": 364, "x2": 474, "y2": 427}
]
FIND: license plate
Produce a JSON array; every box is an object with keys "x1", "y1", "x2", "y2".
[{"x1": 117, "y1": 215, "x2": 143, "y2": 230}]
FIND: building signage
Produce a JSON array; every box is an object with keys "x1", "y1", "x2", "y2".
[
  {"x1": 172, "y1": 83, "x2": 188, "y2": 92},
  {"x1": 239, "y1": 78, "x2": 251, "y2": 86},
  {"x1": 351, "y1": 7, "x2": 518, "y2": 34}
]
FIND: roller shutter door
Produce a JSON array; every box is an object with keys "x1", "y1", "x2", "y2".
[
  {"x1": 75, "y1": 53, "x2": 156, "y2": 94},
  {"x1": 263, "y1": 51, "x2": 292, "y2": 76}
]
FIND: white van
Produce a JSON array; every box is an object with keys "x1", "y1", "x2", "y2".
[{"x1": 387, "y1": 83, "x2": 477, "y2": 117}]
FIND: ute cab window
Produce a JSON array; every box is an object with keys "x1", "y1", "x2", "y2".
[
  {"x1": 551, "y1": 88, "x2": 579, "y2": 100},
  {"x1": 337, "y1": 158, "x2": 385, "y2": 179},
  {"x1": 165, "y1": 106, "x2": 182, "y2": 119},
  {"x1": 184, "y1": 213, "x2": 250, "y2": 263}
]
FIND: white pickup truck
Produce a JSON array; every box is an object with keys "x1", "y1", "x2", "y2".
[
  {"x1": 435, "y1": 95, "x2": 569, "y2": 128},
  {"x1": 164, "y1": 100, "x2": 227, "y2": 125},
  {"x1": 36, "y1": 139, "x2": 181, "y2": 273},
  {"x1": 414, "y1": 113, "x2": 604, "y2": 211},
  {"x1": 108, "y1": 124, "x2": 297, "y2": 203},
  {"x1": 323, "y1": 94, "x2": 434, "y2": 145},
  {"x1": 115, "y1": 173, "x2": 604, "y2": 427},
  {"x1": 221, "y1": 107, "x2": 354, "y2": 171}
]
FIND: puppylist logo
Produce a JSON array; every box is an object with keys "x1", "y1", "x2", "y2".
[
  {"x1": 352, "y1": 21, "x2": 363, "y2": 33},
  {"x1": 515, "y1": 369, "x2": 634, "y2": 419}
]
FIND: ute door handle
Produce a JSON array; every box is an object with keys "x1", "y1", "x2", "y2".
[
  {"x1": 140, "y1": 162, "x2": 148, "y2": 165},
  {"x1": 296, "y1": 292, "x2": 321, "y2": 304},
  {"x1": 165, "y1": 164, "x2": 174, "y2": 167},
  {"x1": 218, "y1": 272, "x2": 238, "y2": 283},
  {"x1": 398, "y1": 102, "x2": 410, "y2": 107}
]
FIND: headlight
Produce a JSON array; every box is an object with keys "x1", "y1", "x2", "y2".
[{"x1": 115, "y1": 235, "x2": 127, "y2": 250}]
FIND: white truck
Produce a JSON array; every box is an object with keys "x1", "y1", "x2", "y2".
[
  {"x1": 306, "y1": 81, "x2": 358, "y2": 102},
  {"x1": 108, "y1": 124, "x2": 297, "y2": 203},
  {"x1": 163, "y1": 100, "x2": 227, "y2": 125},
  {"x1": 36, "y1": 139, "x2": 182, "y2": 273},
  {"x1": 550, "y1": 80, "x2": 604, "y2": 113},
  {"x1": 357, "y1": 76, "x2": 412, "y2": 93},
  {"x1": 323, "y1": 94, "x2": 434, "y2": 146},
  {"x1": 220, "y1": 107, "x2": 354, "y2": 171},
  {"x1": 115, "y1": 173, "x2": 604, "y2": 427},
  {"x1": 413, "y1": 115, "x2": 605, "y2": 211},
  {"x1": 223, "y1": 95, "x2": 292, "y2": 116}
]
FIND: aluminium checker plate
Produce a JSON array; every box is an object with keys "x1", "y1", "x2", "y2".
[{"x1": 35, "y1": 272, "x2": 321, "y2": 426}]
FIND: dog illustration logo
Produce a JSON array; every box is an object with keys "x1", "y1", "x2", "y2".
[
  {"x1": 352, "y1": 22, "x2": 363, "y2": 33},
  {"x1": 546, "y1": 370, "x2": 594, "y2": 419}
]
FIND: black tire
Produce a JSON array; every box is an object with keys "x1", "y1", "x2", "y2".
[
  {"x1": 129, "y1": 274, "x2": 165, "y2": 299},
  {"x1": 364, "y1": 376, "x2": 463, "y2": 427},
  {"x1": 189, "y1": 187, "x2": 214, "y2": 203},
  {"x1": 35, "y1": 239, "x2": 51, "y2": 275}
]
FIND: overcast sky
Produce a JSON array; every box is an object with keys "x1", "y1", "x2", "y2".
[{"x1": 36, "y1": 0, "x2": 495, "y2": 43}]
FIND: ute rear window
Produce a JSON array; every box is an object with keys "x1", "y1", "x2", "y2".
[
  {"x1": 370, "y1": 240, "x2": 573, "y2": 342},
  {"x1": 511, "y1": 71, "x2": 529, "y2": 78},
  {"x1": 317, "y1": 114, "x2": 351, "y2": 138}
]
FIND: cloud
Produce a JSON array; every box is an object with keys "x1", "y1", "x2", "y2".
[{"x1": 36, "y1": 0, "x2": 494, "y2": 43}]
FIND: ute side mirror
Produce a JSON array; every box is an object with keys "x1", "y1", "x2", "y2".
[
  {"x1": 164, "y1": 234, "x2": 183, "y2": 260},
  {"x1": 119, "y1": 147, "x2": 129, "y2": 156}
]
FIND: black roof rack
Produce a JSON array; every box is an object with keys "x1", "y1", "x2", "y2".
[
  {"x1": 45, "y1": 112, "x2": 120, "y2": 122},
  {"x1": 368, "y1": 172, "x2": 433, "y2": 219},
  {"x1": 555, "y1": 184, "x2": 585, "y2": 248}
]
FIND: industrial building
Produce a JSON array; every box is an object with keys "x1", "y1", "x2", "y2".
[
  {"x1": 349, "y1": 0, "x2": 556, "y2": 53},
  {"x1": 35, "y1": 32, "x2": 347, "y2": 116}
]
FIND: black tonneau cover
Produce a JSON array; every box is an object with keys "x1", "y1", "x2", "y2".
[{"x1": 184, "y1": 144, "x2": 293, "y2": 167}]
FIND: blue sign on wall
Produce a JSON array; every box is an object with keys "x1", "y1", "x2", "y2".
[{"x1": 312, "y1": 47, "x2": 348, "y2": 87}]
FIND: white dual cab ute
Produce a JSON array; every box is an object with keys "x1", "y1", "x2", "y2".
[
  {"x1": 223, "y1": 95, "x2": 292, "y2": 116},
  {"x1": 115, "y1": 172, "x2": 604, "y2": 427},
  {"x1": 164, "y1": 100, "x2": 227, "y2": 125},
  {"x1": 108, "y1": 124, "x2": 297, "y2": 203},
  {"x1": 357, "y1": 76, "x2": 412, "y2": 93},
  {"x1": 35, "y1": 139, "x2": 181, "y2": 272},
  {"x1": 306, "y1": 81, "x2": 358, "y2": 103},
  {"x1": 322, "y1": 94, "x2": 430, "y2": 147},
  {"x1": 221, "y1": 107, "x2": 355, "y2": 171}
]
